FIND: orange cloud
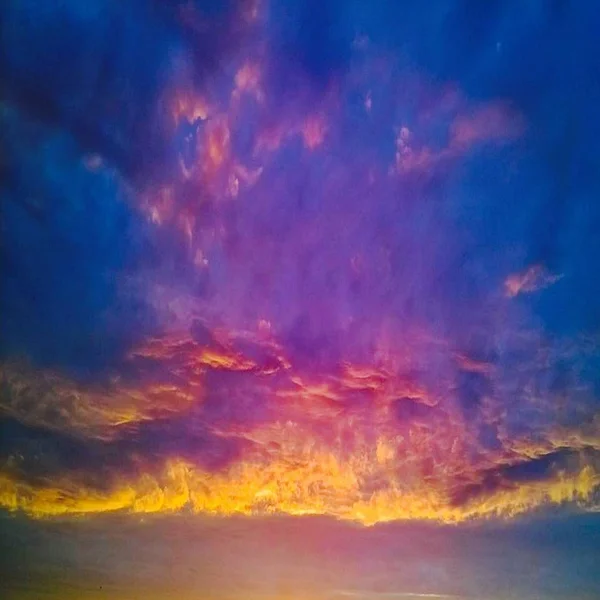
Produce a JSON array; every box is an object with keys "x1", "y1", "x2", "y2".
[
  {"x1": 393, "y1": 102, "x2": 524, "y2": 174},
  {"x1": 450, "y1": 104, "x2": 524, "y2": 148},
  {"x1": 2, "y1": 8, "x2": 595, "y2": 531},
  {"x1": 301, "y1": 115, "x2": 328, "y2": 150},
  {"x1": 233, "y1": 62, "x2": 263, "y2": 103},
  {"x1": 1, "y1": 321, "x2": 598, "y2": 525},
  {"x1": 505, "y1": 265, "x2": 563, "y2": 297}
]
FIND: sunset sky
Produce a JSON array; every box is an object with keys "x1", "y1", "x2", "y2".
[{"x1": 1, "y1": 1, "x2": 600, "y2": 598}]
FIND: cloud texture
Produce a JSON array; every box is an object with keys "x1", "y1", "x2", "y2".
[{"x1": 1, "y1": 0, "x2": 600, "y2": 524}]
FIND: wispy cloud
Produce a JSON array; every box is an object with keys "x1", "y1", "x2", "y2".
[{"x1": 1, "y1": 0, "x2": 599, "y2": 528}]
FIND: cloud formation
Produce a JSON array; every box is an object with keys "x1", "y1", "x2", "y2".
[{"x1": 1, "y1": 0, "x2": 599, "y2": 525}]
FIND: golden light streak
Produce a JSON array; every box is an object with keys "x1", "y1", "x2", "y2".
[
  {"x1": 1, "y1": 450, "x2": 597, "y2": 524},
  {"x1": 0, "y1": 361, "x2": 199, "y2": 439},
  {"x1": 2, "y1": 325, "x2": 599, "y2": 524}
]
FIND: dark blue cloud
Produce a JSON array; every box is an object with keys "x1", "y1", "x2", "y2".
[
  {"x1": 0, "y1": 107, "x2": 153, "y2": 375},
  {"x1": 0, "y1": 0, "x2": 251, "y2": 376}
]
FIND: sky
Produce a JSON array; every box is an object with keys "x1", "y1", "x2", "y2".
[{"x1": 1, "y1": 0, "x2": 600, "y2": 598}]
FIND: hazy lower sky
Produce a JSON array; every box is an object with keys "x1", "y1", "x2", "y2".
[
  {"x1": 1, "y1": 1, "x2": 600, "y2": 598},
  {"x1": 2, "y1": 512, "x2": 600, "y2": 600}
]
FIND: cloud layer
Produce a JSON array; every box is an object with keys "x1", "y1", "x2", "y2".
[{"x1": 1, "y1": 0, "x2": 600, "y2": 524}]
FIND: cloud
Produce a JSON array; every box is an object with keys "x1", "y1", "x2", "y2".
[
  {"x1": 1, "y1": 0, "x2": 599, "y2": 525},
  {"x1": 504, "y1": 265, "x2": 563, "y2": 297},
  {"x1": 1, "y1": 323, "x2": 599, "y2": 523}
]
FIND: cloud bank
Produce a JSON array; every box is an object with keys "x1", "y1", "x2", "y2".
[{"x1": 1, "y1": 0, "x2": 599, "y2": 524}]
